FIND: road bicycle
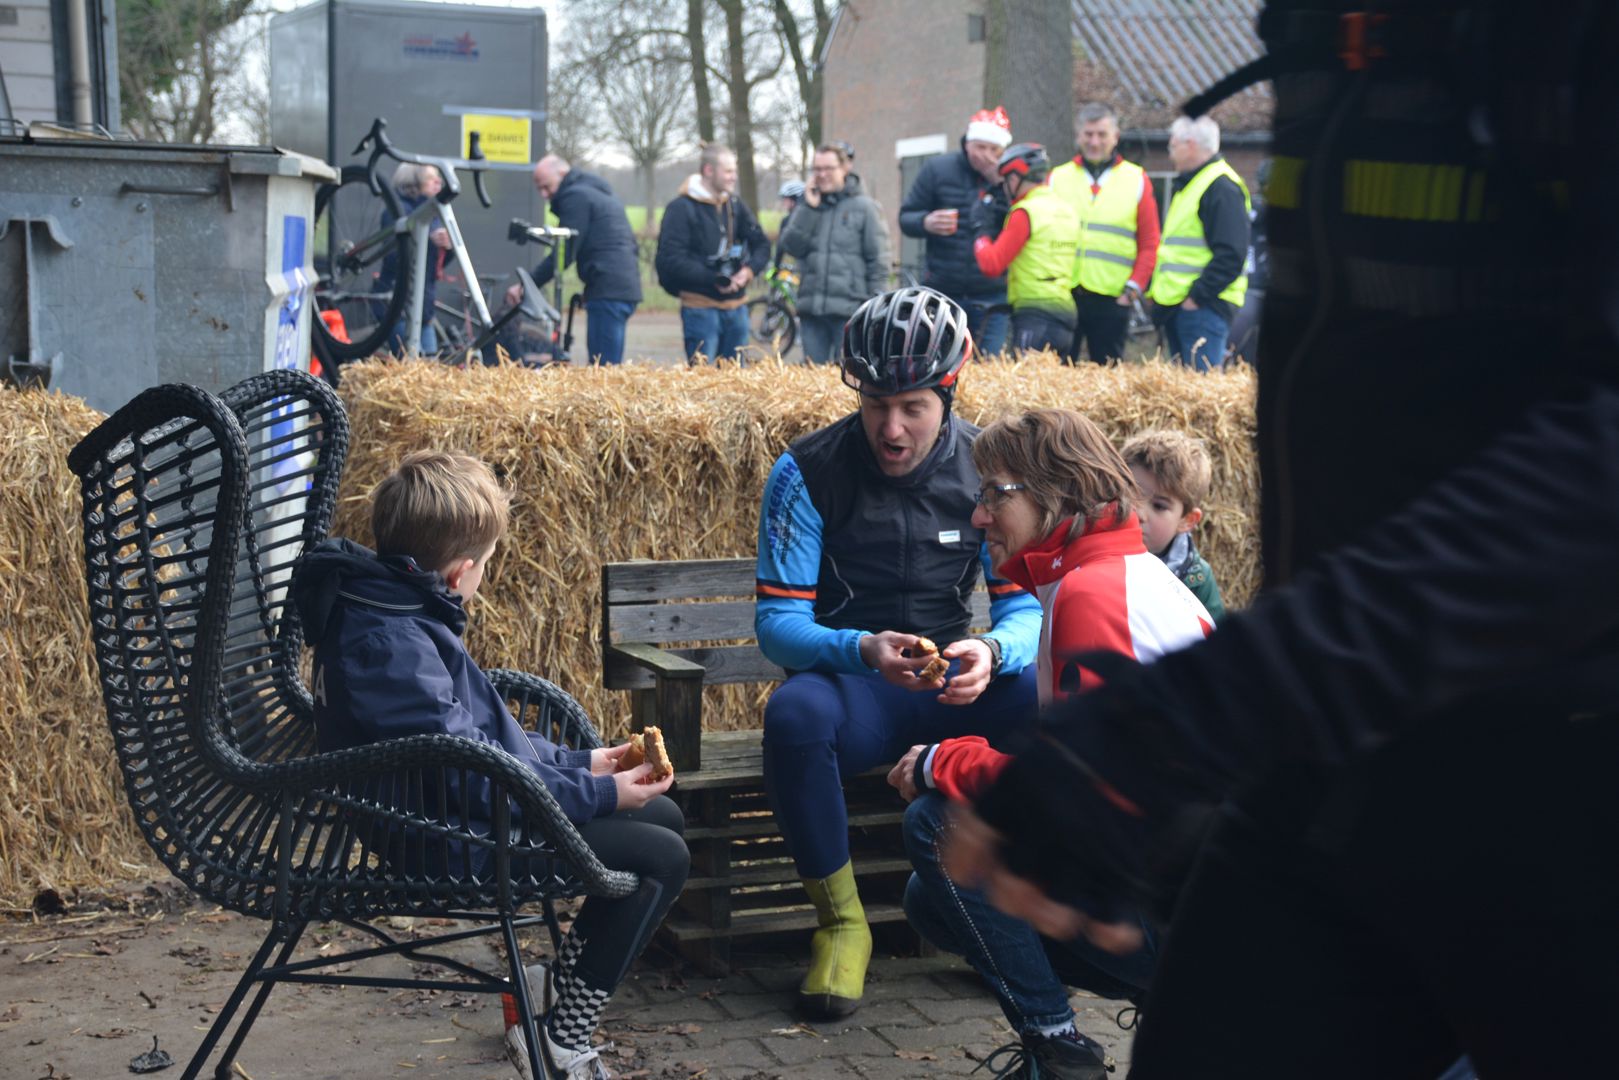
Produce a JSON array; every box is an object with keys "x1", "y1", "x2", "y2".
[
  {"x1": 745, "y1": 265, "x2": 799, "y2": 358},
  {"x1": 311, "y1": 117, "x2": 551, "y2": 377}
]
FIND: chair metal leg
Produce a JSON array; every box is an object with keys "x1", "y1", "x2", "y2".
[
  {"x1": 208, "y1": 921, "x2": 307, "y2": 1079},
  {"x1": 502, "y1": 913, "x2": 551, "y2": 1079},
  {"x1": 180, "y1": 923, "x2": 292, "y2": 1080}
]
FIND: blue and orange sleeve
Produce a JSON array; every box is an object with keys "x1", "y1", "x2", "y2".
[
  {"x1": 755, "y1": 453, "x2": 872, "y2": 674},
  {"x1": 980, "y1": 545, "x2": 1040, "y2": 675}
]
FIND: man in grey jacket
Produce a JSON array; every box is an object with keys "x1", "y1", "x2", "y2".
[{"x1": 780, "y1": 144, "x2": 891, "y2": 364}]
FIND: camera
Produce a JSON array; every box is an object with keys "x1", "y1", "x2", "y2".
[{"x1": 707, "y1": 243, "x2": 745, "y2": 284}]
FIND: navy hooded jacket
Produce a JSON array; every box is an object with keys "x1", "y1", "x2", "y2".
[
  {"x1": 291, "y1": 540, "x2": 617, "y2": 839},
  {"x1": 531, "y1": 169, "x2": 644, "y2": 304}
]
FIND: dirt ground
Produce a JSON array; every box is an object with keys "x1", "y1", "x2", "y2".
[{"x1": 0, "y1": 881, "x2": 1137, "y2": 1080}]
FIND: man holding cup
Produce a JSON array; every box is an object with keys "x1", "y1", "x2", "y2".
[{"x1": 899, "y1": 108, "x2": 1015, "y2": 357}]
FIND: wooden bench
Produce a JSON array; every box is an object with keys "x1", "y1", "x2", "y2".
[{"x1": 601, "y1": 557, "x2": 989, "y2": 974}]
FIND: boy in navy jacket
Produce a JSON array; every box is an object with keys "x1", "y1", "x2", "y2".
[{"x1": 292, "y1": 450, "x2": 687, "y2": 1080}]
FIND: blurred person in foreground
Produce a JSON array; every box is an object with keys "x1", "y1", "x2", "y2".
[{"x1": 945, "y1": 4, "x2": 1619, "y2": 1077}]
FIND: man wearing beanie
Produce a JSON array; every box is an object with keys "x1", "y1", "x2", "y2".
[{"x1": 899, "y1": 107, "x2": 1015, "y2": 357}]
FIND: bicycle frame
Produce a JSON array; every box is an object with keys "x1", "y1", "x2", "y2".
[{"x1": 401, "y1": 201, "x2": 493, "y2": 356}]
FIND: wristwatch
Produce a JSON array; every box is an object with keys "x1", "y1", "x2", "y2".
[{"x1": 973, "y1": 634, "x2": 1004, "y2": 679}]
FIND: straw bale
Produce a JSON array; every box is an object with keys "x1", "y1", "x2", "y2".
[
  {"x1": 0, "y1": 353, "x2": 1256, "y2": 904},
  {"x1": 0, "y1": 387, "x2": 154, "y2": 906},
  {"x1": 332, "y1": 354, "x2": 1258, "y2": 744}
]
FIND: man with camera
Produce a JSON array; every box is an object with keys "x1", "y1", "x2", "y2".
[{"x1": 655, "y1": 144, "x2": 771, "y2": 364}]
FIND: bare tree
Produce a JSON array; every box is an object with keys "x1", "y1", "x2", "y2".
[
  {"x1": 684, "y1": 0, "x2": 717, "y2": 143},
  {"x1": 547, "y1": 45, "x2": 606, "y2": 166},
  {"x1": 712, "y1": 0, "x2": 782, "y2": 209},
  {"x1": 772, "y1": 0, "x2": 835, "y2": 151},
  {"x1": 119, "y1": 0, "x2": 263, "y2": 143},
  {"x1": 591, "y1": 50, "x2": 693, "y2": 219}
]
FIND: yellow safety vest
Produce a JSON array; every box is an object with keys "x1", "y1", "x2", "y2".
[
  {"x1": 1005, "y1": 184, "x2": 1080, "y2": 317},
  {"x1": 1050, "y1": 158, "x2": 1143, "y2": 296},
  {"x1": 1150, "y1": 158, "x2": 1251, "y2": 308}
]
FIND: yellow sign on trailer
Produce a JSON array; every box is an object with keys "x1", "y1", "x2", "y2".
[{"x1": 460, "y1": 113, "x2": 531, "y2": 165}]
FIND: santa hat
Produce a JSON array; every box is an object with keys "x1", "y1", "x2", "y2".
[{"x1": 965, "y1": 107, "x2": 1012, "y2": 148}]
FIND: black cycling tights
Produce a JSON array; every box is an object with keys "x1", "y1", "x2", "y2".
[{"x1": 567, "y1": 796, "x2": 689, "y2": 992}]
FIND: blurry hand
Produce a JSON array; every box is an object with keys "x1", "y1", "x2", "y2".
[{"x1": 612, "y1": 763, "x2": 674, "y2": 809}]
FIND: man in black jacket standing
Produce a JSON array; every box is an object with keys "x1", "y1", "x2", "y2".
[
  {"x1": 654, "y1": 144, "x2": 770, "y2": 364},
  {"x1": 944, "y1": 3, "x2": 1619, "y2": 1077},
  {"x1": 510, "y1": 155, "x2": 643, "y2": 365},
  {"x1": 899, "y1": 108, "x2": 1014, "y2": 357}
]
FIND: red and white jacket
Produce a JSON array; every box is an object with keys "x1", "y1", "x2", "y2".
[{"x1": 924, "y1": 512, "x2": 1213, "y2": 802}]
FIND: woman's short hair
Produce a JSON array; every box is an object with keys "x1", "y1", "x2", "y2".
[
  {"x1": 972, "y1": 409, "x2": 1138, "y2": 539},
  {"x1": 372, "y1": 450, "x2": 510, "y2": 573},
  {"x1": 391, "y1": 161, "x2": 426, "y2": 199}
]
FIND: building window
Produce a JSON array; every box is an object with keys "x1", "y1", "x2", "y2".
[{"x1": 967, "y1": 14, "x2": 985, "y2": 42}]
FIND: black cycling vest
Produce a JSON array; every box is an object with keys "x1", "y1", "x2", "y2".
[{"x1": 789, "y1": 412, "x2": 986, "y2": 643}]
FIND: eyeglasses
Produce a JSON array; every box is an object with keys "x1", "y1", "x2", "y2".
[{"x1": 973, "y1": 483, "x2": 1026, "y2": 510}]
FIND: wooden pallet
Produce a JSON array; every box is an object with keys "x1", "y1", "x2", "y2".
[{"x1": 661, "y1": 730, "x2": 916, "y2": 974}]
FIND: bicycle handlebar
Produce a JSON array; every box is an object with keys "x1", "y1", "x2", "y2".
[
  {"x1": 508, "y1": 219, "x2": 580, "y2": 246},
  {"x1": 351, "y1": 116, "x2": 492, "y2": 209}
]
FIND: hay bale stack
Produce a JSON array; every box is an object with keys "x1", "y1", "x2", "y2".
[
  {"x1": 0, "y1": 387, "x2": 142, "y2": 905},
  {"x1": 334, "y1": 355, "x2": 1258, "y2": 742}
]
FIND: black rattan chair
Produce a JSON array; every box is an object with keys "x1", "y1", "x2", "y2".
[{"x1": 68, "y1": 370, "x2": 633, "y2": 1079}]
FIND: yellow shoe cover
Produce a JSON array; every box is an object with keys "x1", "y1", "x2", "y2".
[{"x1": 797, "y1": 861, "x2": 872, "y2": 1019}]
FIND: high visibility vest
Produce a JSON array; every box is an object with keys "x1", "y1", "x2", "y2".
[
  {"x1": 1150, "y1": 158, "x2": 1251, "y2": 308},
  {"x1": 1006, "y1": 184, "x2": 1080, "y2": 316},
  {"x1": 1050, "y1": 158, "x2": 1143, "y2": 296}
]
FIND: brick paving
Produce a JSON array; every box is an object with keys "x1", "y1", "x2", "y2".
[{"x1": 0, "y1": 892, "x2": 1136, "y2": 1080}]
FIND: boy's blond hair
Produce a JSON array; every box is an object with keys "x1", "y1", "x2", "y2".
[
  {"x1": 1120, "y1": 429, "x2": 1212, "y2": 513},
  {"x1": 372, "y1": 450, "x2": 510, "y2": 573}
]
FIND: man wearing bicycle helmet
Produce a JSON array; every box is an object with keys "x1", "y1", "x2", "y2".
[
  {"x1": 774, "y1": 178, "x2": 806, "y2": 273},
  {"x1": 755, "y1": 286, "x2": 1042, "y2": 1020},
  {"x1": 973, "y1": 143, "x2": 1082, "y2": 356}
]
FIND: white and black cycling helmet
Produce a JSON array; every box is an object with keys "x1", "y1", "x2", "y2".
[
  {"x1": 779, "y1": 179, "x2": 806, "y2": 200},
  {"x1": 840, "y1": 287, "x2": 973, "y2": 408}
]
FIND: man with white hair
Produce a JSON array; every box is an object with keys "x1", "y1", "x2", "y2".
[
  {"x1": 508, "y1": 154, "x2": 643, "y2": 365},
  {"x1": 1150, "y1": 115, "x2": 1250, "y2": 371}
]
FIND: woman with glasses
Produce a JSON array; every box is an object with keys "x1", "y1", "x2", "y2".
[{"x1": 889, "y1": 407, "x2": 1212, "y2": 1079}]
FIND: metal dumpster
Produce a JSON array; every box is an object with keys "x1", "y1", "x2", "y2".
[{"x1": 0, "y1": 135, "x2": 336, "y2": 413}]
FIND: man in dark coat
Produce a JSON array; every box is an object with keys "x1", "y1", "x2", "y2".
[
  {"x1": 898, "y1": 107, "x2": 1014, "y2": 356},
  {"x1": 509, "y1": 155, "x2": 643, "y2": 365}
]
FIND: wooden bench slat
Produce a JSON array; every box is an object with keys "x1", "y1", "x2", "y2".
[
  {"x1": 603, "y1": 558, "x2": 755, "y2": 603},
  {"x1": 603, "y1": 643, "x2": 786, "y2": 691},
  {"x1": 686, "y1": 855, "x2": 912, "y2": 891},
  {"x1": 661, "y1": 901, "x2": 910, "y2": 942},
  {"x1": 685, "y1": 806, "x2": 904, "y2": 841},
  {"x1": 607, "y1": 600, "x2": 758, "y2": 644}
]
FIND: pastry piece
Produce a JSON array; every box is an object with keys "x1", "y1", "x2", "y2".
[
  {"x1": 622, "y1": 727, "x2": 675, "y2": 780},
  {"x1": 911, "y1": 636, "x2": 950, "y2": 683}
]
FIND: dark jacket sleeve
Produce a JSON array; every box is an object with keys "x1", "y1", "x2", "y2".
[
  {"x1": 530, "y1": 193, "x2": 587, "y2": 288},
  {"x1": 780, "y1": 198, "x2": 818, "y2": 259},
  {"x1": 1188, "y1": 176, "x2": 1249, "y2": 307},
  {"x1": 737, "y1": 198, "x2": 771, "y2": 275},
  {"x1": 898, "y1": 158, "x2": 938, "y2": 238},
  {"x1": 654, "y1": 200, "x2": 714, "y2": 296}
]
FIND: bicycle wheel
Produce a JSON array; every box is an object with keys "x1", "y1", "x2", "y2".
[
  {"x1": 313, "y1": 165, "x2": 414, "y2": 361},
  {"x1": 748, "y1": 296, "x2": 798, "y2": 358}
]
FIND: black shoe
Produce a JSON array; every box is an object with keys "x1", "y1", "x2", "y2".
[{"x1": 974, "y1": 1031, "x2": 1113, "y2": 1079}]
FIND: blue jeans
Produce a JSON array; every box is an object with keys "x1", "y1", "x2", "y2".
[
  {"x1": 799, "y1": 313, "x2": 847, "y2": 365},
  {"x1": 585, "y1": 299, "x2": 637, "y2": 365},
  {"x1": 680, "y1": 304, "x2": 749, "y2": 363},
  {"x1": 388, "y1": 319, "x2": 437, "y2": 356},
  {"x1": 955, "y1": 295, "x2": 1010, "y2": 359},
  {"x1": 903, "y1": 791, "x2": 1157, "y2": 1034},
  {"x1": 1162, "y1": 304, "x2": 1230, "y2": 372},
  {"x1": 762, "y1": 666, "x2": 1038, "y2": 879}
]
